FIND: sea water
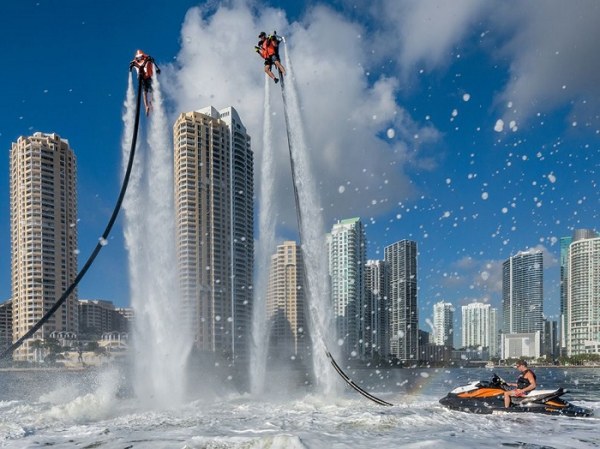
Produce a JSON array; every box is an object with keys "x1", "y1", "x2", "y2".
[{"x1": 1, "y1": 366, "x2": 598, "y2": 448}]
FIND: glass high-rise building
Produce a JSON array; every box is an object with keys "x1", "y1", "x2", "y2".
[
  {"x1": 327, "y1": 217, "x2": 366, "y2": 359},
  {"x1": 502, "y1": 250, "x2": 544, "y2": 335},
  {"x1": 384, "y1": 240, "x2": 418, "y2": 362},
  {"x1": 433, "y1": 301, "x2": 454, "y2": 347},
  {"x1": 365, "y1": 260, "x2": 389, "y2": 358},
  {"x1": 559, "y1": 235, "x2": 573, "y2": 352},
  {"x1": 567, "y1": 230, "x2": 600, "y2": 355},
  {"x1": 10, "y1": 133, "x2": 78, "y2": 361},
  {"x1": 266, "y1": 241, "x2": 306, "y2": 359},
  {"x1": 173, "y1": 107, "x2": 254, "y2": 365}
]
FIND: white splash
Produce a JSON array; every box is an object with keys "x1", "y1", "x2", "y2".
[
  {"x1": 251, "y1": 76, "x2": 277, "y2": 395},
  {"x1": 281, "y1": 42, "x2": 338, "y2": 397},
  {"x1": 122, "y1": 74, "x2": 192, "y2": 409}
]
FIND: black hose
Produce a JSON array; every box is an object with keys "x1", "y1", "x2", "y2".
[
  {"x1": 1, "y1": 76, "x2": 143, "y2": 360},
  {"x1": 277, "y1": 61, "x2": 393, "y2": 407}
]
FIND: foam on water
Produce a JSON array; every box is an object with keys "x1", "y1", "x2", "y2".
[
  {"x1": 1, "y1": 379, "x2": 599, "y2": 448},
  {"x1": 184, "y1": 434, "x2": 308, "y2": 449}
]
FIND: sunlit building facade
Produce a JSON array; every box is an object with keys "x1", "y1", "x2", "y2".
[
  {"x1": 266, "y1": 241, "x2": 306, "y2": 359},
  {"x1": 385, "y1": 240, "x2": 418, "y2": 362},
  {"x1": 433, "y1": 301, "x2": 454, "y2": 347},
  {"x1": 174, "y1": 107, "x2": 254, "y2": 365},
  {"x1": 10, "y1": 133, "x2": 78, "y2": 361},
  {"x1": 327, "y1": 217, "x2": 366, "y2": 359},
  {"x1": 567, "y1": 231, "x2": 600, "y2": 356},
  {"x1": 502, "y1": 250, "x2": 543, "y2": 331},
  {"x1": 461, "y1": 302, "x2": 498, "y2": 357}
]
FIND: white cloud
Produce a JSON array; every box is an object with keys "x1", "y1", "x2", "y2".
[
  {"x1": 489, "y1": 1, "x2": 600, "y2": 127},
  {"x1": 160, "y1": 0, "x2": 599, "y2": 246},
  {"x1": 522, "y1": 244, "x2": 559, "y2": 270},
  {"x1": 371, "y1": 0, "x2": 600, "y2": 127},
  {"x1": 163, "y1": 1, "x2": 441, "y2": 234},
  {"x1": 373, "y1": 0, "x2": 489, "y2": 76}
]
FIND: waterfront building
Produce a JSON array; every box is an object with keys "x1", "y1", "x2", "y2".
[
  {"x1": 502, "y1": 250, "x2": 543, "y2": 357},
  {"x1": 384, "y1": 240, "x2": 418, "y2": 362},
  {"x1": 559, "y1": 235, "x2": 572, "y2": 354},
  {"x1": 266, "y1": 241, "x2": 306, "y2": 359},
  {"x1": 543, "y1": 319, "x2": 559, "y2": 361},
  {"x1": 433, "y1": 301, "x2": 454, "y2": 347},
  {"x1": 501, "y1": 332, "x2": 541, "y2": 359},
  {"x1": 461, "y1": 302, "x2": 498, "y2": 357},
  {"x1": 174, "y1": 107, "x2": 254, "y2": 365},
  {"x1": 115, "y1": 307, "x2": 134, "y2": 322},
  {"x1": 10, "y1": 133, "x2": 78, "y2": 361},
  {"x1": 327, "y1": 218, "x2": 366, "y2": 358},
  {"x1": 567, "y1": 230, "x2": 600, "y2": 355},
  {"x1": 78, "y1": 299, "x2": 129, "y2": 339},
  {"x1": 365, "y1": 260, "x2": 389, "y2": 358}
]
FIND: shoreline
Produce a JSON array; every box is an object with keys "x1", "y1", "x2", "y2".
[{"x1": 1, "y1": 364, "x2": 599, "y2": 373}]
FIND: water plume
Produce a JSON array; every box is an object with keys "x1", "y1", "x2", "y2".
[{"x1": 121, "y1": 75, "x2": 192, "y2": 409}]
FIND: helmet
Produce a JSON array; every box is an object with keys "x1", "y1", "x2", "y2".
[
  {"x1": 258, "y1": 31, "x2": 266, "y2": 39},
  {"x1": 135, "y1": 50, "x2": 146, "y2": 60}
]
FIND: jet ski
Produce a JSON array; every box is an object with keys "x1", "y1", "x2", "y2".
[{"x1": 439, "y1": 373, "x2": 593, "y2": 417}]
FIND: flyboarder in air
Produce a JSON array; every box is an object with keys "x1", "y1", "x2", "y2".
[
  {"x1": 255, "y1": 31, "x2": 286, "y2": 84},
  {"x1": 129, "y1": 50, "x2": 160, "y2": 115}
]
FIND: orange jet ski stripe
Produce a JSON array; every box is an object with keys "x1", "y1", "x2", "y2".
[{"x1": 457, "y1": 388, "x2": 505, "y2": 398}]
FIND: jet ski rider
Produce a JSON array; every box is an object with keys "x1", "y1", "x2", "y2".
[{"x1": 504, "y1": 359, "x2": 537, "y2": 408}]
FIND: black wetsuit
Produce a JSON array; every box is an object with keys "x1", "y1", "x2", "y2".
[{"x1": 517, "y1": 369, "x2": 536, "y2": 389}]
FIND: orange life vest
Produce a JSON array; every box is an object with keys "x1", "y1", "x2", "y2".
[
  {"x1": 259, "y1": 38, "x2": 276, "y2": 59},
  {"x1": 132, "y1": 50, "x2": 154, "y2": 80}
]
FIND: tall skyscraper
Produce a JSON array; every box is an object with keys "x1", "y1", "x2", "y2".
[
  {"x1": 10, "y1": 133, "x2": 78, "y2": 361},
  {"x1": 327, "y1": 217, "x2": 366, "y2": 358},
  {"x1": 365, "y1": 260, "x2": 389, "y2": 358},
  {"x1": 433, "y1": 301, "x2": 454, "y2": 347},
  {"x1": 384, "y1": 240, "x2": 418, "y2": 362},
  {"x1": 559, "y1": 235, "x2": 573, "y2": 353},
  {"x1": 502, "y1": 250, "x2": 544, "y2": 335},
  {"x1": 567, "y1": 230, "x2": 600, "y2": 356},
  {"x1": 461, "y1": 302, "x2": 498, "y2": 356},
  {"x1": 266, "y1": 241, "x2": 306, "y2": 359},
  {"x1": 174, "y1": 107, "x2": 254, "y2": 364}
]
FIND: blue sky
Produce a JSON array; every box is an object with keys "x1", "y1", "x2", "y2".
[{"x1": 1, "y1": 1, "x2": 598, "y2": 337}]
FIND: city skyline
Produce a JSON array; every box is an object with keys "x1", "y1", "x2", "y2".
[{"x1": 0, "y1": 1, "x2": 598, "y2": 334}]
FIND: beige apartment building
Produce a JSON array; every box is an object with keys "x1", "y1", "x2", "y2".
[
  {"x1": 10, "y1": 133, "x2": 78, "y2": 361},
  {"x1": 173, "y1": 107, "x2": 253, "y2": 365},
  {"x1": 266, "y1": 241, "x2": 306, "y2": 358}
]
